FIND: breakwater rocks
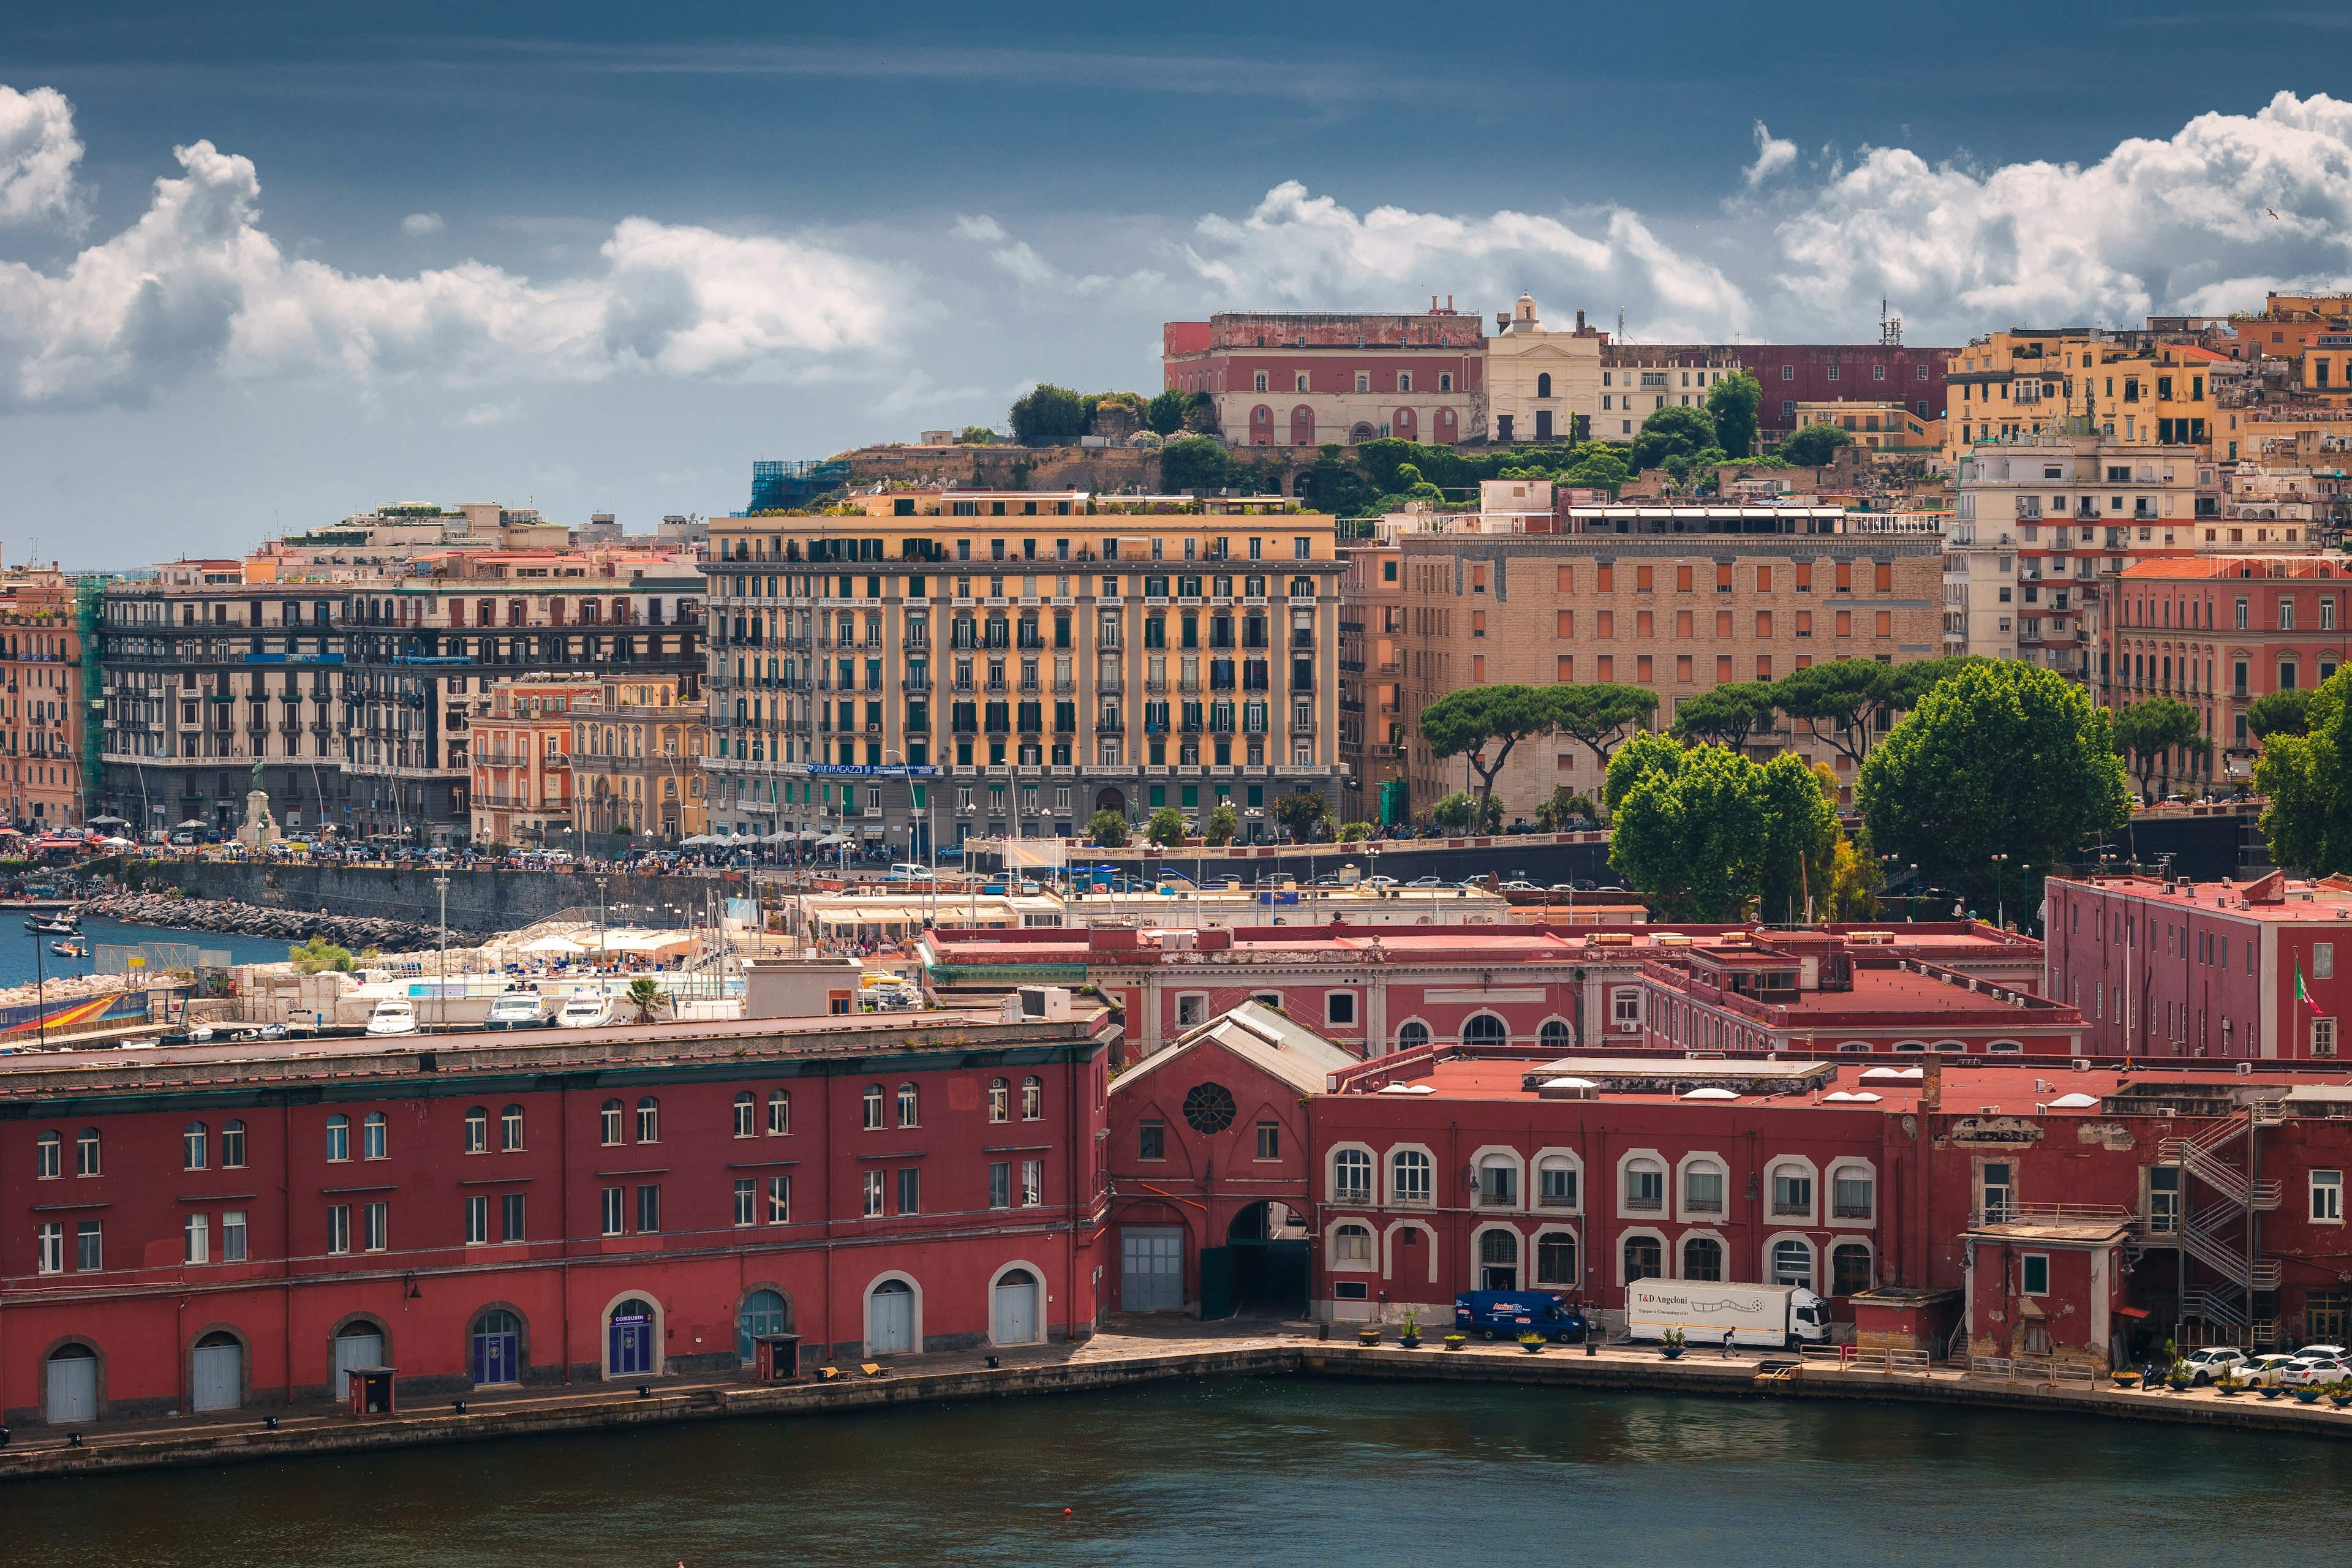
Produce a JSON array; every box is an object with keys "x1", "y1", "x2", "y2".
[{"x1": 80, "y1": 894, "x2": 473, "y2": 952}]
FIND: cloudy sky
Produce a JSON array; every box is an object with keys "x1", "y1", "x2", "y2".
[{"x1": 4, "y1": 2, "x2": 2350, "y2": 562}]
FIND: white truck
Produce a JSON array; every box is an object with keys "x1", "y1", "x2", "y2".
[{"x1": 1624, "y1": 1281, "x2": 1830, "y2": 1349}]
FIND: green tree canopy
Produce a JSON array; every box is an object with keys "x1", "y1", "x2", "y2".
[
  {"x1": 1009, "y1": 383, "x2": 1089, "y2": 447},
  {"x1": 1780, "y1": 423, "x2": 1855, "y2": 467},
  {"x1": 1146, "y1": 388, "x2": 1191, "y2": 435},
  {"x1": 1159, "y1": 436, "x2": 1235, "y2": 496},
  {"x1": 2247, "y1": 688, "x2": 2315, "y2": 742},
  {"x1": 1145, "y1": 807, "x2": 1189, "y2": 847},
  {"x1": 1751, "y1": 750, "x2": 1840, "y2": 922},
  {"x1": 2254, "y1": 668, "x2": 2352, "y2": 873},
  {"x1": 1087, "y1": 808, "x2": 1129, "y2": 848},
  {"x1": 1606, "y1": 738, "x2": 1830, "y2": 921},
  {"x1": 1548, "y1": 682, "x2": 1660, "y2": 777},
  {"x1": 2111, "y1": 696, "x2": 2211, "y2": 797},
  {"x1": 1419, "y1": 685, "x2": 1559, "y2": 824},
  {"x1": 1431, "y1": 790, "x2": 1501, "y2": 833},
  {"x1": 1670, "y1": 682, "x2": 1781, "y2": 749},
  {"x1": 1632, "y1": 404, "x2": 1719, "y2": 470},
  {"x1": 1772, "y1": 660, "x2": 1889, "y2": 767},
  {"x1": 1705, "y1": 372, "x2": 1765, "y2": 459},
  {"x1": 1856, "y1": 660, "x2": 2130, "y2": 918},
  {"x1": 1274, "y1": 789, "x2": 1334, "y2": 841}
]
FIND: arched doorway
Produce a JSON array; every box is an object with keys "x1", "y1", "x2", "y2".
[
  {"x1": 331, "y1": 1319, "x2": 385, "y2": 1401},
  {"x1": 191, "y1": 1330, "x2": 243, "y2": 1412},
  {"x1": 868, "y1": 1279, "x2": 916, "y2": 1354},
  {"x1": 472, "y1": 1310, "x2": 522, "y2": 1385},
  {"x1": 46, "y1": 1344, "x2": 97, "y2": 1423},
  {"x1": 1291, "y1": 405, "x2": 1316, "y2": 445},
  {"x1": 1205, "y1": 1200, "x2": 1310, "y2": 1320},
  {"x1": 608, "y1": 1297, "x2": 657, "y2": 1377},
  {"x1": 1463, "y1": 1013, "x2": 1509, "y2": 1047},
  {"x1": 737, "y1": 1289, "x2": 790, "y2": 1365},
  {"x1": 993, "y1": 1267, "x2": 1042, "y2": 1346},
  {"x1": 1093, "y1": 787, "x2": 1126, "y2": 816},
  {"x1": 1348, "y1": 421, "x2": 1377, "y2": 443},
  {"x1": 1392, "y1": 407, "x2": 1417, "y2": 441}
]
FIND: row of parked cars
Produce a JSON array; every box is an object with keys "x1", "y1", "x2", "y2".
[{"x1": 2177, "y1": 1344, "x2": 2352, "y2": 1387}]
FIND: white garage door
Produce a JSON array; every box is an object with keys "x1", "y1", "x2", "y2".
[{"x1": 47, "y1": 1352, "x2": 97, "y2": 1423}]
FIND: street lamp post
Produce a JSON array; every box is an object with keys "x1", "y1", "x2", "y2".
[
  {"x1": 433, "y1": 873, "x2": 450, "y2": 1033},
  {"x1": 1990, "y1": 853, "x2": 2010, "y2": 932}
]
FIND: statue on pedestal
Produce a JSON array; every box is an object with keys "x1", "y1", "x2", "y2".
[{"x1": 239, "y1": 759, "x2": 282, "y2": 848}]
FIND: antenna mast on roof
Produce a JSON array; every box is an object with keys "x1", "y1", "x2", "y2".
[
  {"x1": 1879, "y1": 300, "x2": 1902, "y2": 348},
  {"x1": 1617, "y1": 307, "x2": 1626, "y2": 344}
]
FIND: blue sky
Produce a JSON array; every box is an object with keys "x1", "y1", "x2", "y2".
[{"x1": 1, "y1": 3, "x2": 2346, "y2": 560}]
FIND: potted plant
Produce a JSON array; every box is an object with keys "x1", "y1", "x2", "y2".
[
  {"x1": 2110, "y1": 1370, "x2": 2143, "y2": 1389},
  {"x1": 1398, "y1": 1308, "x2": 1422, "y2": 1350},
  {"x1": 2258, "y1": 1379, "x2": 2286, "y2": 1400},
  {"x1": 2329, "y1": 1381, "x2": 2352, "y2": 1409},
  {"x1": 1442, "y1": 1333, "x2": 1468, "y2": 1351},
  {"x1": 2215, "y1": 1370, "x2": 2246, "y2": 1396},
  {"x1": 2294, "y1": 1382, "x2": 2324, "y2": 1404},
  {"x1": 1357, "y1": 1322, "x2": 1384, "y2": 1346},
  {"x1": 1660, "y1": 1327, "x2": 1687, "y2": 1361},
  {"x1": 1518, "y1": 1331, "x2": 1547, "y2": 1354}
]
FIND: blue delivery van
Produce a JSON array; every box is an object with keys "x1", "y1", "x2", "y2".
[{"x1": 1454, "y1": 1291, "x2": 1590, "y2": 1343}]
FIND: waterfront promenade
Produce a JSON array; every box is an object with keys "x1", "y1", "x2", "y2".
[{"x1": 6, "y1": 1316, "x2": 2348, "y2": 1483}]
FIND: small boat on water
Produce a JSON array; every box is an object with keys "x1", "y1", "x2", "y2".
[
  {"x1": 49, "y1": 941, "x2": 84, "y2": 959},
  {"x1": 25, "y1": 916, "x2": 79, "y2": 936}
]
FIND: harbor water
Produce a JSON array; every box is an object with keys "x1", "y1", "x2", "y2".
[
  {"x1": 0, "y1": 919, "x2": 298, "y2": 993},
  {"x1": 10, "y1": 1376, "x2": 2347, "y2": 1566}
]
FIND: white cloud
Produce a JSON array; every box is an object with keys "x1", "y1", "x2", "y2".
[
  {"x1": 401, "y1": 211, "x2": 444, "y2": 236},
  {"x1": 0, "y1": 94, "x2": 925, "y2": 411},
  {"x1": 451, "y1": 399, "x2": 516, "y2": 427},
  {"x1": 1770, "y1": 91, "x2": 2352, "y2": 337},
  {"x1": 953, "y1": 211, "x2": 1161, "y2": 296},
  {"x1": 0, "y1": 85, "x2": 89, "y2": 230},
  {"x1": 1184, "y1": 180, "x2": 1751, "y2": 341},
  {"x1": 1743, "y1": 121, "x2": 1797, "y2": 189},
  {"x1": 951, "y1": 213, "x2": 1005, "y2": 243}
]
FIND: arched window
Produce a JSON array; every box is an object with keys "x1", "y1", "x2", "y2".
[
  {"x1": 1624, "y1": 1234, "x2": 1664, "y2": 1283},
  {"x1": 325, "y1": 1115, "x2": 350, "y2": 1163},
  {"x1": 897, "y1": 1084, "x2": 919, "y2": 1128},
  {"x1": 1477, "y1": 1153, "x2": 1520, "y2": 1208},
  {"x1": 1537, "y1": 371, "x2": 1553, "y2": 399},
  {"x1": 1463, "y1": 1014, "x2": 1508, "y2": 1047},
  {"x1": 1022, "y1": 1076, "x2": 1044, "y2": 1120},
  {"x1": 1683, "y1": 1159, "x2": 1727, "y2": 1217},
  {"x1": 1683, "y1": 1235, "x2": 1724, "y2": 1281},
  {"x1": 1479, "y1": 1228, "x2": 1520, "y2": 1289},
  {"x1": 733, "y1": 1091, "x2": 756, "y2": 1139},
  {"x1": 463, "y1": 1107, "x2": 488, "y2": 1155},
  {"x1": 501, "y1": 1105, "x2": 524, "y2": 1152},
  {"x1": 1332, "y1": 1149, "x2": 1372, "y2": 1203},
  {"x1": 1539, "y1": 1019, "x2": 1573, "y2": 1050},
  {"x1": 1396, "y1": 1020, "x2": 1430, "y2": 1051},
  {"x1": 222, "y1": 1120, "x2": 247, "y2": 1169},
  {"x1": 1536, "y1": 1231, "x2": 1578, "y2": 1287},
  {"x1": 988, "y1": 1077, "x2": 1009, "y2": 1123},
  {"x1": 1831, "y1": 1242, "x2": 1874, "y2": 1296},
  {"x1": 183, "y1": 1121, "x2": 208, "y2": 1170},
  {"x1": 1537, "y1": 1155, "x2": 1578, "y2": 1209},
  {"x1": 861, "y1": 1085, "x2": 884, "y2": 1130},
  {"x1": 1332, "y1": 1223, "x2": 1373, "y2": 1264},
  {"x1": 1623, "y1": 1156, "x2": 1665, "y2": 1213},
  {"x1": 362, "y1": 1112, "x2": 388, "y2": 1160},
  {"x1": 1391, "y1": 1149, "x2": 1432, "y2": 1205},
  {"x1": 600, "y1": 1099, "x2": 624, "y2": 1145},
  {"x1": 1771, "y1": 1238, "x2": 1815, "y2": 1289},
  {"x1": 36, "y1": 1129, "x2": 61, "y2": 1178},
  {"x1": 737, "y1": 1289, "x2": 788, "y2": 1365},
  {"x1": 767, "y1": 1090, "x2": 791, "y2": 1136}
]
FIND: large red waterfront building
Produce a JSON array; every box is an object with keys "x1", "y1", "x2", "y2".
[
  {"x1": 2, "y1": 1008, "x2": 1112, "y2": 1427},
  {"x1": 1107, "y1": 1005, "x2": 2352, "y2": 1371}
]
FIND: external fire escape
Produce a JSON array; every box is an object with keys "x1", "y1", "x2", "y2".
[{"x1": 2154, "y1": 1102, "x2": 2284, "y2": 1348}]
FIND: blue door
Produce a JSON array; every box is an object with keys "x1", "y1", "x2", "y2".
[
  {"x1": 608, "y1": 1298, "x2": 655, "y2": 1376},
  {"x1": 472, "y1": 1310, "x2": 521, "y2": 1385}
]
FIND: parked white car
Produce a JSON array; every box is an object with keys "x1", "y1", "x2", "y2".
[
  {"x1": 2180, "y1": 1346, "x2": 2248, "y2": 1385},
  {"x1": 2281, "y1": 1355, "x2": 2352, "y2": 1388},
  {"x1": 364, "y1": 999, "x2": 418, "y2": 1036},
  {"x1": 2236, "y1": 1354, "x2": 2307, "y2": 1387}
]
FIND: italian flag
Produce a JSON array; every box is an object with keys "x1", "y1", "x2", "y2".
[{"x1": 2299, "y1": 959, "x2": 2324, "y2": 1016}]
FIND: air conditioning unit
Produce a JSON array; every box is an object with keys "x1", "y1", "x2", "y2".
[
  {"x1": 2235, "y1": 1061, "x2": 2253, "y2": 1077},
  {"x1": 2071, "y1": 1059, "x2": 2090, "y2": 1072}
]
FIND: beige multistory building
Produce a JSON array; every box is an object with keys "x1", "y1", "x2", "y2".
[
  {"x1": 1337, "y1": 533, "x2": 1405, "y2": 826},
  {"x1": 1395, "y1": 506, "x2": 1945, "y2": 819},
  {"x1": 1485, "y1": 293, "x2": 1606, "y2": 445},
  {"x1": 1945, "y1": 329, "x2": 2225, "y2": 462},
  {"x1": 469, "y1": 673, "x2": 596, "y2": 847},
  {"x1": 703, "y1": 492, "x2": 1341, "y2": 854},
  {"x1": 573, "y1": 673, "x2": 709, "y2": 841}
]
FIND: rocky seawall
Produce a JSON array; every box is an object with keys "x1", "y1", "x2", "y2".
[{"x1": 81, "y1": 892, "x2": 474, "y2": 952}]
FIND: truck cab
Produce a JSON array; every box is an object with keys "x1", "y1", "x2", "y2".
[{"x1": 1453, "y1": 1291, "x2": 1590, "y2": 1343}]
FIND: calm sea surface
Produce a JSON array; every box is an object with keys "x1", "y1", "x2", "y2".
[
  {"x1": 8, "y1": 1376, "x2": 2346, "y2": 1567},
  {"x1": 0, "y1": 918, "x2": 308, "y2": 993}
]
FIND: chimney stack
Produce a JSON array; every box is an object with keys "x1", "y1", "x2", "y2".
[
  {"x1": 1576, "y1": 309, "x2": 1586, "y2": 332},
  {"x1": 1920, "y1": 1053, "x2": 1942, "y2": 1114}
]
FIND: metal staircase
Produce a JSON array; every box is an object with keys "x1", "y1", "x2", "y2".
[{"x1": 2155, "y1": 1104, "x2": 2284, "y2": 1348}]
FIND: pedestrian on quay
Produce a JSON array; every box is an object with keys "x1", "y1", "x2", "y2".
[{"x1": 1722, "y1": 1330, "x2": 1735, "y2": 1360}]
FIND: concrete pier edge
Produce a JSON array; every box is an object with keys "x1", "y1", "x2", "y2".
[{"x1": 4, "y1": 1340, "x2": 2348, "y2": 1483}]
